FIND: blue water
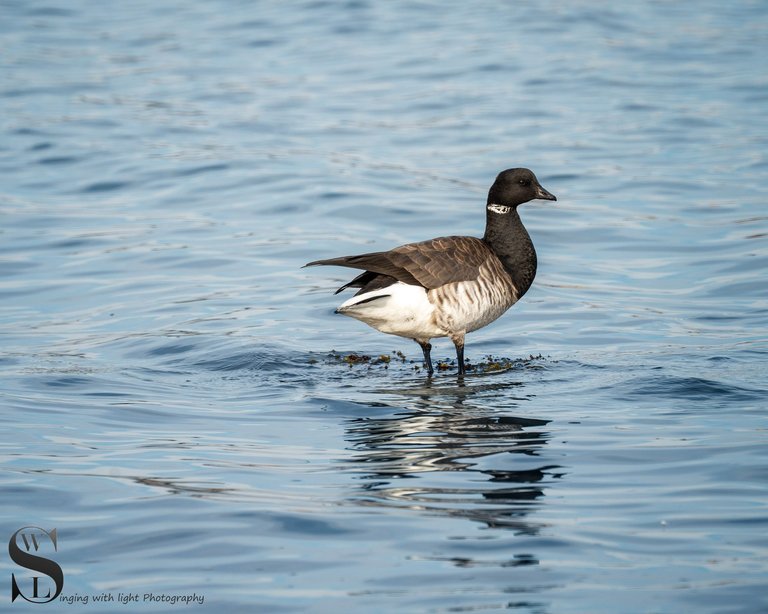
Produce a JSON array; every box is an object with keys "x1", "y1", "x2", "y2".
[{"x1": 2, "y1": 1, "x2": 767, "y2": 612}]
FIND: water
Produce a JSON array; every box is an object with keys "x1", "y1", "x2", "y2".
[{"x1": 1, "y1": 1, "x2": 767, "y2": 612}]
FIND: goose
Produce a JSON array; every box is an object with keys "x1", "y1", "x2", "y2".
[{"x1": 305, "y1": 168, "x2": 556, "y2": 376}]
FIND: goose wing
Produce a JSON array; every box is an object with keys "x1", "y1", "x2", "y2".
[{"x1": 305, "y1": 236, "x2": 493, "y2": 290}]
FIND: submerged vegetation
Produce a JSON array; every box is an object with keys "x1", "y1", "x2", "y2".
[{"x1": 317, "y1": 350, "x2": 547, "y2": 375}]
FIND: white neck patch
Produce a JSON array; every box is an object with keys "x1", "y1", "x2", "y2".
[{"x1": 487, "y1": 203, "x2": 511, "y2": 215}]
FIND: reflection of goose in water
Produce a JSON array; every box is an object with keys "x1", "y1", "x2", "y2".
[{"x1": 340, "y1": 378, "x2": 564, "y2": 535}]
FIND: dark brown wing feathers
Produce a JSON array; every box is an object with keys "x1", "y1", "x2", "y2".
[
  {"x1": 305, "y1": 236, "x2": 493, "y2": 290},
  {"x1": 333, "y1": 271, "x2": 398, "y2": 296}
]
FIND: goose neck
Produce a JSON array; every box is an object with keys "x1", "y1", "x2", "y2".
[{"x1": 482, "y1": 207, "x2": 537, "y2": 297}]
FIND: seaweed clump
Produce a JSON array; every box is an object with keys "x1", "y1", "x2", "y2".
[
  {"x1": 323, "y1": 349, "x2": 409, "y2": 369},
  {"x1": 320, "y1": 350, "x2": 547, "y2": 374}
]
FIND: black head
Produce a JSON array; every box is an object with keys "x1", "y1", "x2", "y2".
[{"x1": 486, "y1": 168, "x2": 556, "y2": 208}]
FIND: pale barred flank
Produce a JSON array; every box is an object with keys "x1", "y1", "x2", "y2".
[{"x1": 428, "y1": 256, "x2": 519, "y2": 335}]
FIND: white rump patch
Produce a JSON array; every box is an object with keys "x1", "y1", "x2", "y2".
[
  {"x1": 487, "y1": 203, "x2": 511, "y2": 215},
  {"x1": 336, "y1": 282, "x2": 444, "y2": 339}
]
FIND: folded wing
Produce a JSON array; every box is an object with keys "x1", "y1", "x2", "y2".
[{"x1": 305, "y1": 236, "x2": 493, "y2": 290}]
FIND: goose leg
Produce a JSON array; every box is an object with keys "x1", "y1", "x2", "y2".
[
  {"x1": 451, "y1": 334, "x2": 466, "y2": 377},
  {"x1": 416, "y1": 340, "x2": 434, "y2": 376}
]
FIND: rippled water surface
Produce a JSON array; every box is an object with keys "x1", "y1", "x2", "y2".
[{"x1": 2, "y1": 1, "x2": 767, "y2": 612}]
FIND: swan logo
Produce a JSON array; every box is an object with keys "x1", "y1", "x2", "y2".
[{"x1": 8, "y1": 527, "x2": 63, "y2": 604}]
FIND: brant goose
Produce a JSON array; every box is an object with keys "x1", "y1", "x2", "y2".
[{"x1": 305, "y1": 168, "x2": 556, "y2": 376}]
